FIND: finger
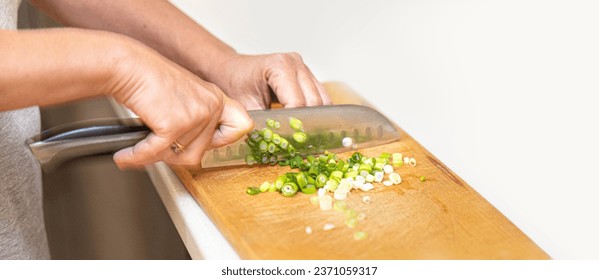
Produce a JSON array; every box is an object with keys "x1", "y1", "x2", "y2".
[
  {"x1": 301, "y1": 63, "x2": 331, "y2": 106},
  {"x1": 297, "y1": 70, "x2": 323, "y2": 106},
  {"x1": 159, "y1": 124, "x2": 211, "y2": 165},
  {"x1": 313, "y1": 77, "x2": 332, "y2": 105},
  {"x1": 162, "y1": 120, "x2": 217, "y2": 166},
  {"x1": 113, "y1": 132, "x2": 171, "y2": 169},
  {"x1": 267, "y1": 70, "x2": 306, "y2": 108},
  {"x1": 211, "y1": 98, "x2": 254, "y2": 148}
]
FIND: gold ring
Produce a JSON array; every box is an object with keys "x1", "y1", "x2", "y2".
[{"x1": 171, "y1": 140, "x2": 186, "y2": 154}]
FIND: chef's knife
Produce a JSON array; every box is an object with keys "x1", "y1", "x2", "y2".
[{"x1": 27, "y1": 104, "x2": 400, "y2": 172}]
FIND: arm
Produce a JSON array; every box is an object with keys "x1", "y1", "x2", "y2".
[
  {"x1": 0, "y1": 28, "x2": 118, "y2": 110},
  {"x1": 0, "y1": 28, "x2": 252, "y2": 168},
  {"x1": 29, "y1": 0, "x2": 331, "y2": 109}
]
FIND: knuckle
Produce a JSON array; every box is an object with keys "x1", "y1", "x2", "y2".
[
  {"x1": 270, "y1": 52, "x2": 298, "y2": 66},
  {"x1": 152, "y1": 118, "x2": 172, "y2": 135},
  {"x1": 192, "y1": 108, "x2": 210, "y2": 125},
  {"x1": 287, "y1": 52, "x2": 302, "y2": 61}
]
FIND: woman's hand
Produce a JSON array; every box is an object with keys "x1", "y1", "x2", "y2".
[
  {"x1": 107, "y1": 40, "x2": 253, "y2": 169},
  {"x1": 206, "y1": 53, "x2": 332, "y2": 110}
]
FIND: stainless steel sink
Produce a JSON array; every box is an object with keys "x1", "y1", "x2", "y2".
[{"x1": 40, "y1": 98, "x2": 190, "y2": 260}]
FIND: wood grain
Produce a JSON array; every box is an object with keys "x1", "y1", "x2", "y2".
[{"x1": 171, "y1": 82, "x2": 550, "y2": 259}]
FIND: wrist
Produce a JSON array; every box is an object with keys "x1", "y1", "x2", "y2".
[{"x1": 100, "y1": 33, "x2": 149, "y2": 103}]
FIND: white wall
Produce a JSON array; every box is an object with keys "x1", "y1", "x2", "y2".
[{"x1": 171, "y1": 0, "x2": 599, "y2": 259}]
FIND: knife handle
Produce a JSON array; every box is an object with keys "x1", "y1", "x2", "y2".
[{"x1": 27, "y1": 118, "x2": 150, "y2": 172}]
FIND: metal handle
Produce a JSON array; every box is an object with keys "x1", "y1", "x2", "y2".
[{"x1": 27, "y1": 118, "x2": 150, "y2": 172}]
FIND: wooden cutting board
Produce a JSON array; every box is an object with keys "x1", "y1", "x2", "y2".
[{"x1": 171, "y1": 82, "x2": 550, "y2": 259}]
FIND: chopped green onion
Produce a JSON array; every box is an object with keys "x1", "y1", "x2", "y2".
[
  {"x1": 295, "y1": 172, "x2": 308, "y2": 188},
  {"x1": 358, "y1": 164, "x2": 372, "y2": 173},
  {"x1": 266, "y1": 118, "x2": 276, "y2": 128},
  {"x1": 389, "y1": 173, "x2": 402, "y2": 185},
  {"x1": 258, "y1": 140, "x2": 268, "y2": 152},
  {"x1": 292, "y1": 131, "x2": 308, "y2": 143},
  {"x1": 344, "y1": 208, "x2": 357, "y2": 218},
  {"x1": 419, "y1": 175, "x2": 426, "y2": 182},
  {"x1": 250, "y1": 131, "x2": 261, "y2": 141},
  {"x1": 267, "y1": 143, "x2": 277, "y2": 154},
  {"x1": 360, "y1": 183, "x2": 374, "y2": 192},
  {"x1": 287, "y1": 145, "x2": 296, "y2": 156},
  {"x1": 353, "y1": 231, "x2": 367, "y2": 240},
  {"x1": 259, "y1": 181, "x2": 270, "y2": 192},
  {"x1": 344, "y1": 171, "x2": 358, "y2": 179},
  {"x1": 335, "y1": 161, "x2": 345, "y2": 171},
  {"x1": 319, "y1": 196, "x2": 333, "y2": 210},
  {"x1": 280, "y1": 139, "x2": 289, "y2": 150},
  {"x1": 383, "y1": 164, "x2": 394, "y2": 174},
  {"x1": 357, "y1": 212, "x2": 366, "y2": 221},
  {"x1": 300, "y1": 184, "x2": 316, "y2": 194},
  {"x1": 306, "y1": 175, "x2": 316, "y2": 185},
  {"x1": 329, "y1": 170, "x2": 344, "y2": 181},
  {"x1": 342, "y1": 137, "x2": 353, "y2": 147},
  {"x1": 275, "y1": 175, "x2": 287, "y2": 190},
  {"x1": 308, "y1": 164, "x2": 319, "y2": 176},
  {"x1": 374, "y1": 171, "x2": 384, "y2": 183},
  {"x1": 322, "y1": 222, "x2": 335, "y2": 230},
  {"x1": 305, "y1": 226, "x2": 312, "y2": 234},
  {"x1": 274, "y1": 121, "x2": 281, "y2": 129},
  {"x1": 246, "y1": 187, "x2": 260, "y2": 195},
  {"x1": 392, "y1": 152, "x2": 402, "y2": 163},
  {"x1": 325, "y1": 179, "x2": 339, "y2": 191},
  {"x1": 334, "y1": 189, "x2": 348, "y2": 200},
  {"x1": 350, "y1": 152, "x2": 363, "y2": 163},
  {"x1": 345, "y1": 217, "x2": 358, "y2": 228},
  {"x1": 365, "y1": 174, "x2": 375, "y2": 183},
  {"x1": 245, "y1": 155, "x2": 257, "y2": 166},
  {"x1": 310, "y1": 196, "x2": 319, "y2": 205},
  {"x1": 281, "y1": 182, "x2": 298, "y2": 197},
  {"x1": 316, "y1": 174, "x2": 328, "y2": 187},
  {"x1": 268, "y1": 183, "x2": 277, "y2": 192},
  {"x1": 272, "y1": 134, "x2": 282, "y2": 145},
  {"x1": 333, "y1": 201, "x2": 348, "y2": 211},
  {"x1": 261, "y1": 128, "x2": 273, "y2": 141},
  {"x1": 318, "y1": 155, "x2": 328, "y2": 163},
  {"x1": 289, "y1": 117, "x2": 303, "y2": 131}
]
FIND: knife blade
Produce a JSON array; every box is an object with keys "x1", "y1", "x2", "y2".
[{"x1": 27, "y1": 104, "x2": 400, "y2": 172}]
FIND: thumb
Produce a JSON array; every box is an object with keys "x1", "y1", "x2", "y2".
[{"x1": 211, "y1": 97, "x2": 254, "y2": 148}]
